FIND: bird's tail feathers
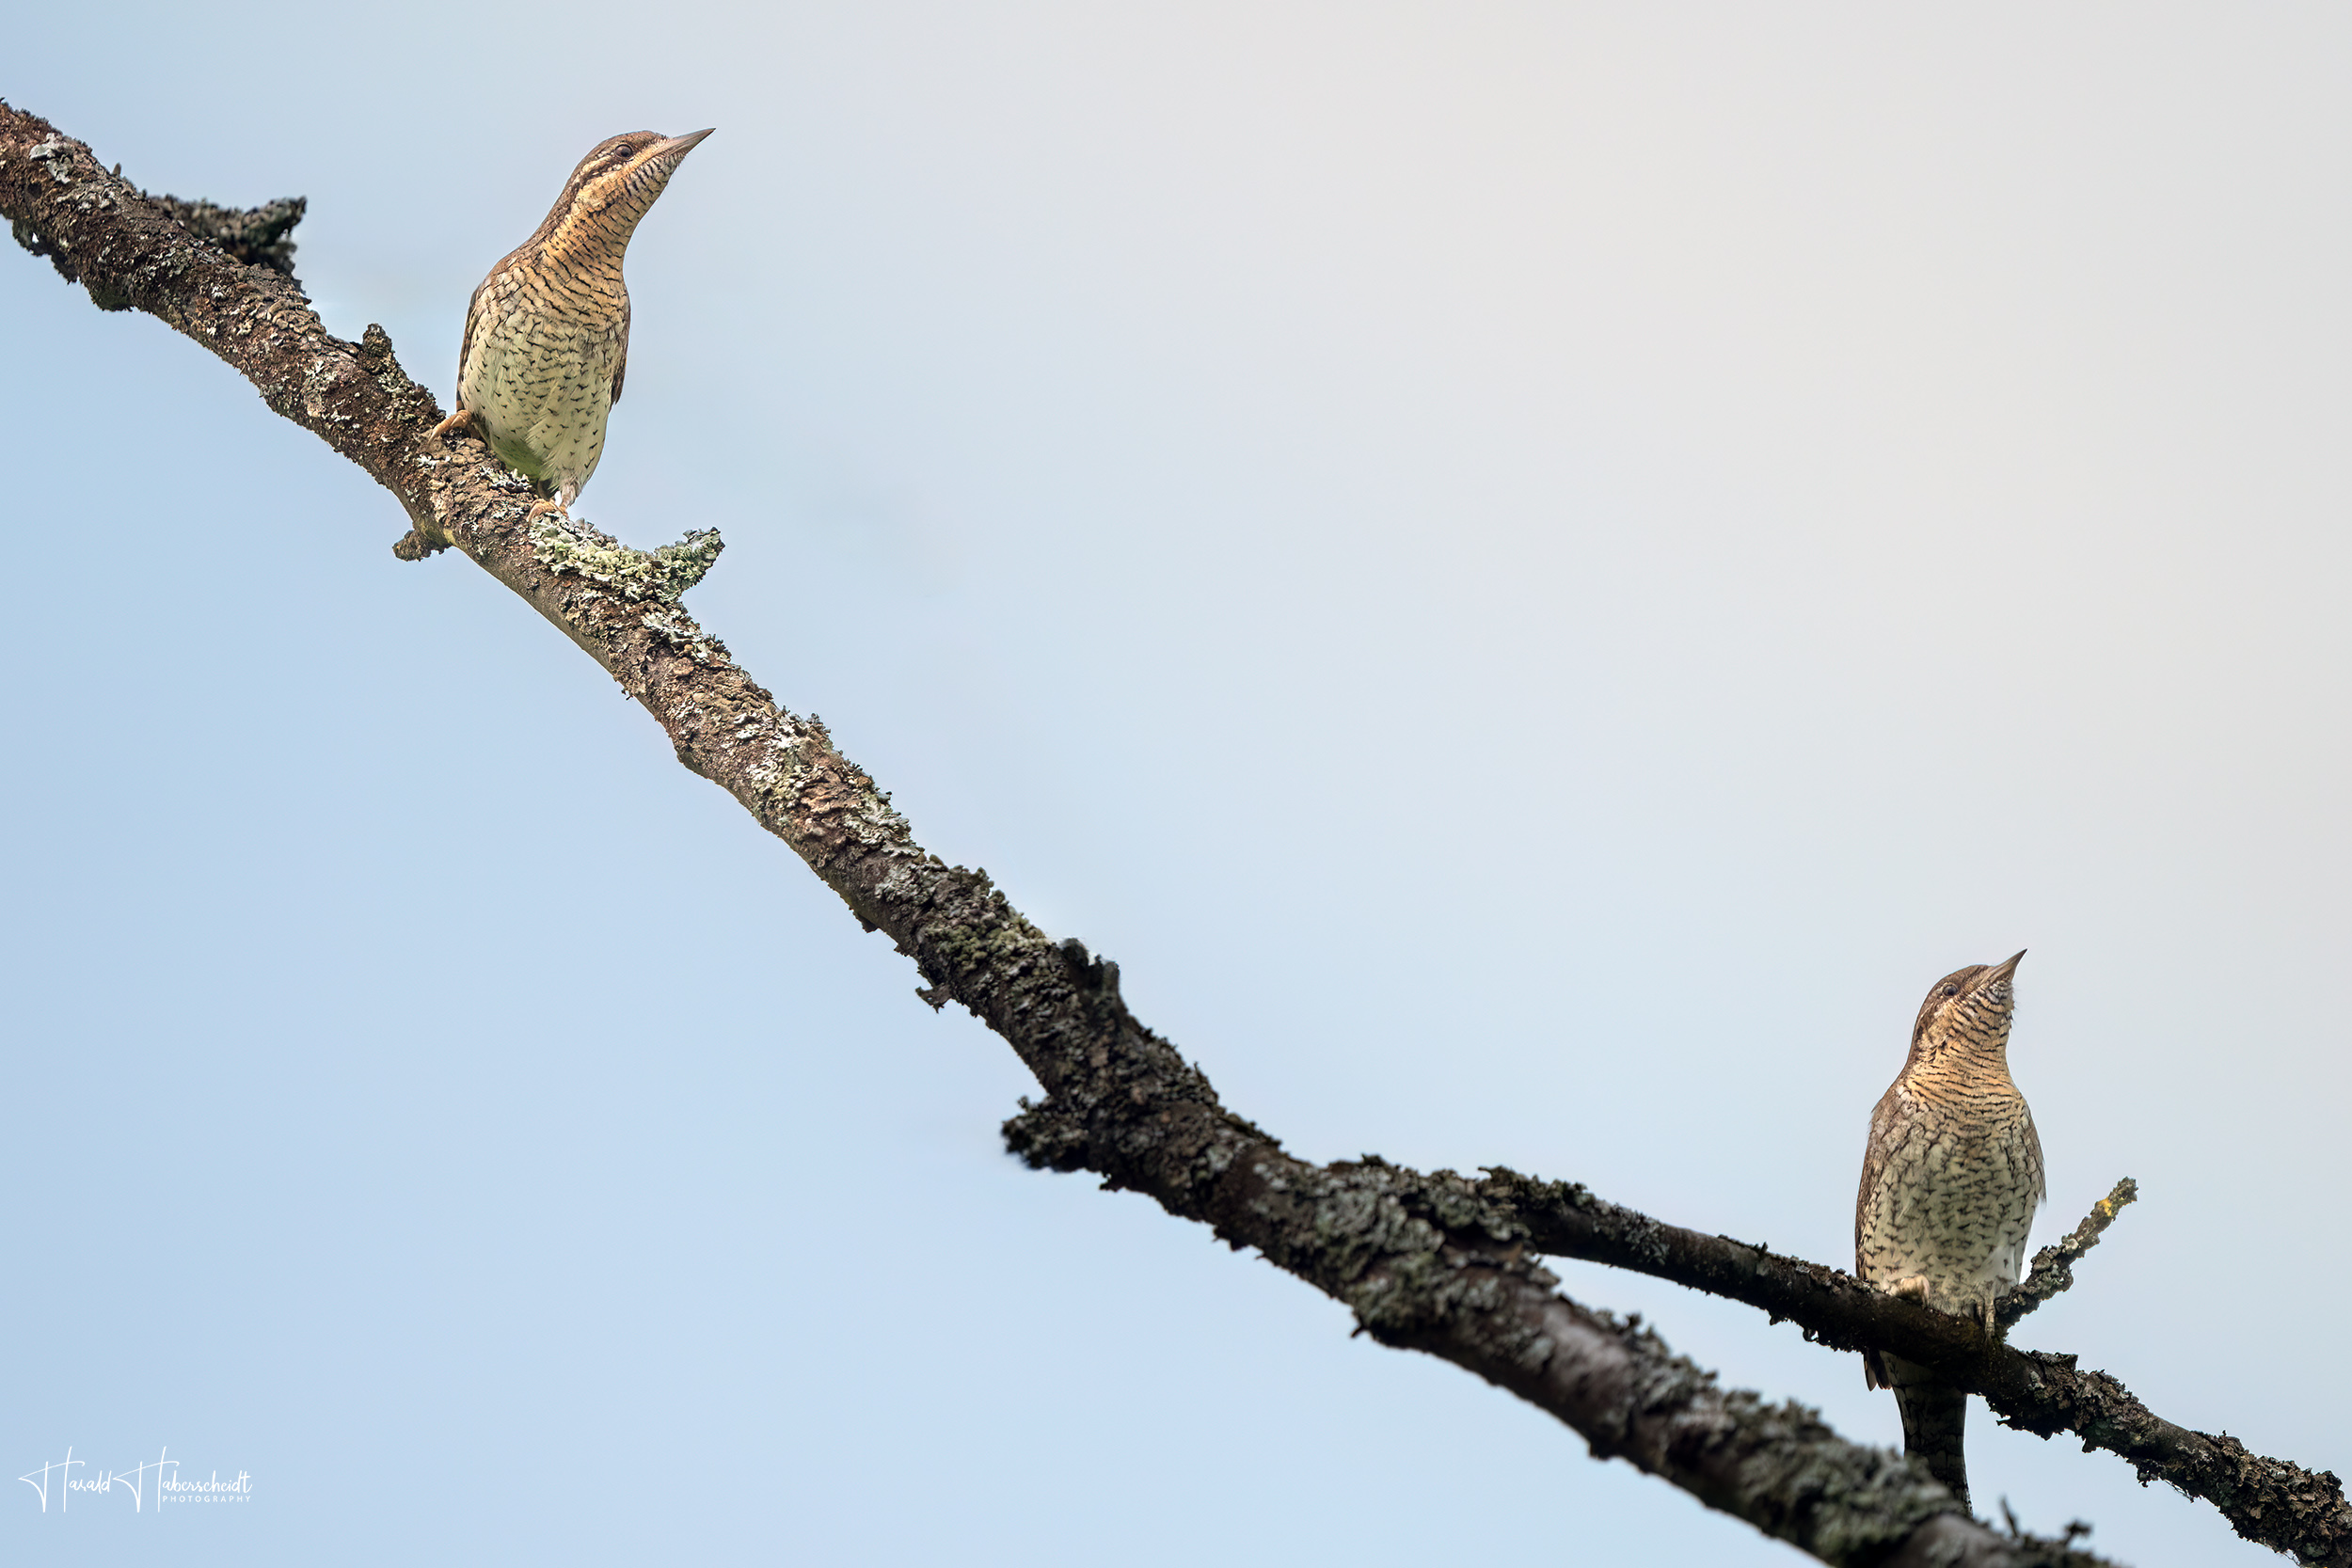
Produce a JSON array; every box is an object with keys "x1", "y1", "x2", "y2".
[{"x1": 1883, "y1": 1353, "x2": 1970, "y2": 1509}]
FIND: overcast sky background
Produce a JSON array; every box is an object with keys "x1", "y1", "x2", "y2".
[{"x1": 6, "y1": 5, "x2": 2349, "y2": 1565}]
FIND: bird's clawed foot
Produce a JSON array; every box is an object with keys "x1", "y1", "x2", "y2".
[
  {"x1": 432, "y1": 407, "x2": 479, "y2": 442},
  {"x1": 524, "y1": 498, "x2": 571, "y2": 522},
  {"x1": 1888, "y1": 1275, "x2": 1931, "y2": 1304}
]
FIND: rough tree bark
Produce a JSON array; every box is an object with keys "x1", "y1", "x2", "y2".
[{"x1": 6, "y1": 100, "x2": 2340, "y2": 1567}]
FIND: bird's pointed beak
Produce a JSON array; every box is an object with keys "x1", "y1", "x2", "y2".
[
  {"x1": 1984, "y1": 949, "x2": 2026, "y2": 986},
  {"x1": 610, "y1": 129, "x2": 714, "y2": 210},
  {"x1": 624, "y1": 129, "x2": 714, "y2": 185}
]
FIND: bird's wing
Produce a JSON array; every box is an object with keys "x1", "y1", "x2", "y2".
[
  {"x1": 1856, "y1": 1081, "x2": 1917, "y2": 1392},
  {"x1": 611, "y1": 296, "x2": 631, "y2": 407},
  {"x1": 453, "y1": 273, "x2": 495, "y2": 409},
  {"x1": 2022, "y1": 1102, "x2": 2047, "y2": 1208},
  {"x1": 1854, "y1": 1081, "x2": 1910, "y2": 1265},
  {"x1": 1978, "y1": 1107, "x2": 2048, "y2": 1287}
]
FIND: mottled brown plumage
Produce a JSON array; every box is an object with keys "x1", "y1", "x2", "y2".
[
  {"x1": 433, "y1": 128, "x2": 713, "y2": 515},
  {"x1": 1854, "y1": 950, "x2": 2045, "y2": 1511}
]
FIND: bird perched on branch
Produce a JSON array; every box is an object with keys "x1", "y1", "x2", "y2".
[
  {"x1": 433, "y1": 128, "x2": 713, "y2": 516},
  {"x1": 1854, "y1": 950, "x2": 2045, "y2": 1510}
]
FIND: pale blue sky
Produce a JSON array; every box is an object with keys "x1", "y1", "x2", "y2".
[{"x1": 6, "y1": 6, "x2": 2349, "y2": 1564}]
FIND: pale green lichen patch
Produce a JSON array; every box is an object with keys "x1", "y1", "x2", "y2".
[
  {"x1": 640, "y1": 607, "x2": 731, "y2": 657},
  {"x1": 531, "y1": 516, "x2": 722, "y2": 603}
]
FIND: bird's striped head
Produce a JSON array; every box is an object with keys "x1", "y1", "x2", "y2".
[
  {"x1": 532, "y1": 128, "x2": 715, "y2": 252},
  {"x1": 1908, "y1": 949, "x2": 2026, "y2": 1061}
]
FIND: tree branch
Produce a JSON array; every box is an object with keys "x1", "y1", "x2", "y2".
[
  {"x1": 2000, "y1": 1180, "x2": 2139, "y2": 1328},
  {"x1": 0, "y1": 99, "x2": 2304, "y2": 1565},
  {"x1": 1476, "y1": 1168, "x2": 2348, "y2": 1561}
]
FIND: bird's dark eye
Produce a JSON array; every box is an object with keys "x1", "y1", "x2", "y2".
[{"x1": 1940, "y1": 984, "x2": 1960, "y2": 998}]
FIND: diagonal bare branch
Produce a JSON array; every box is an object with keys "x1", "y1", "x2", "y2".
[{"x1": 0, "y1": 99, "x2": 2297, "y2": 1565}]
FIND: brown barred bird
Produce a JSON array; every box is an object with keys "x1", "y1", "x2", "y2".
[
  {"x1": 1854, "y1": 951, "x2": 2045, "y2": 1510},
  {"x1": 433, "y1": 129, "x2": 713, "y2": 515}
]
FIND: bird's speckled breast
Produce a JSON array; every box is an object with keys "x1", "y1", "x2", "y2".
[
  {"x1": 1857, "y1": 1068, "x2": 2042, "y2": 1312},
  {"x1": 458, "y1": 263, "x2": 627, "y2": 501}
]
